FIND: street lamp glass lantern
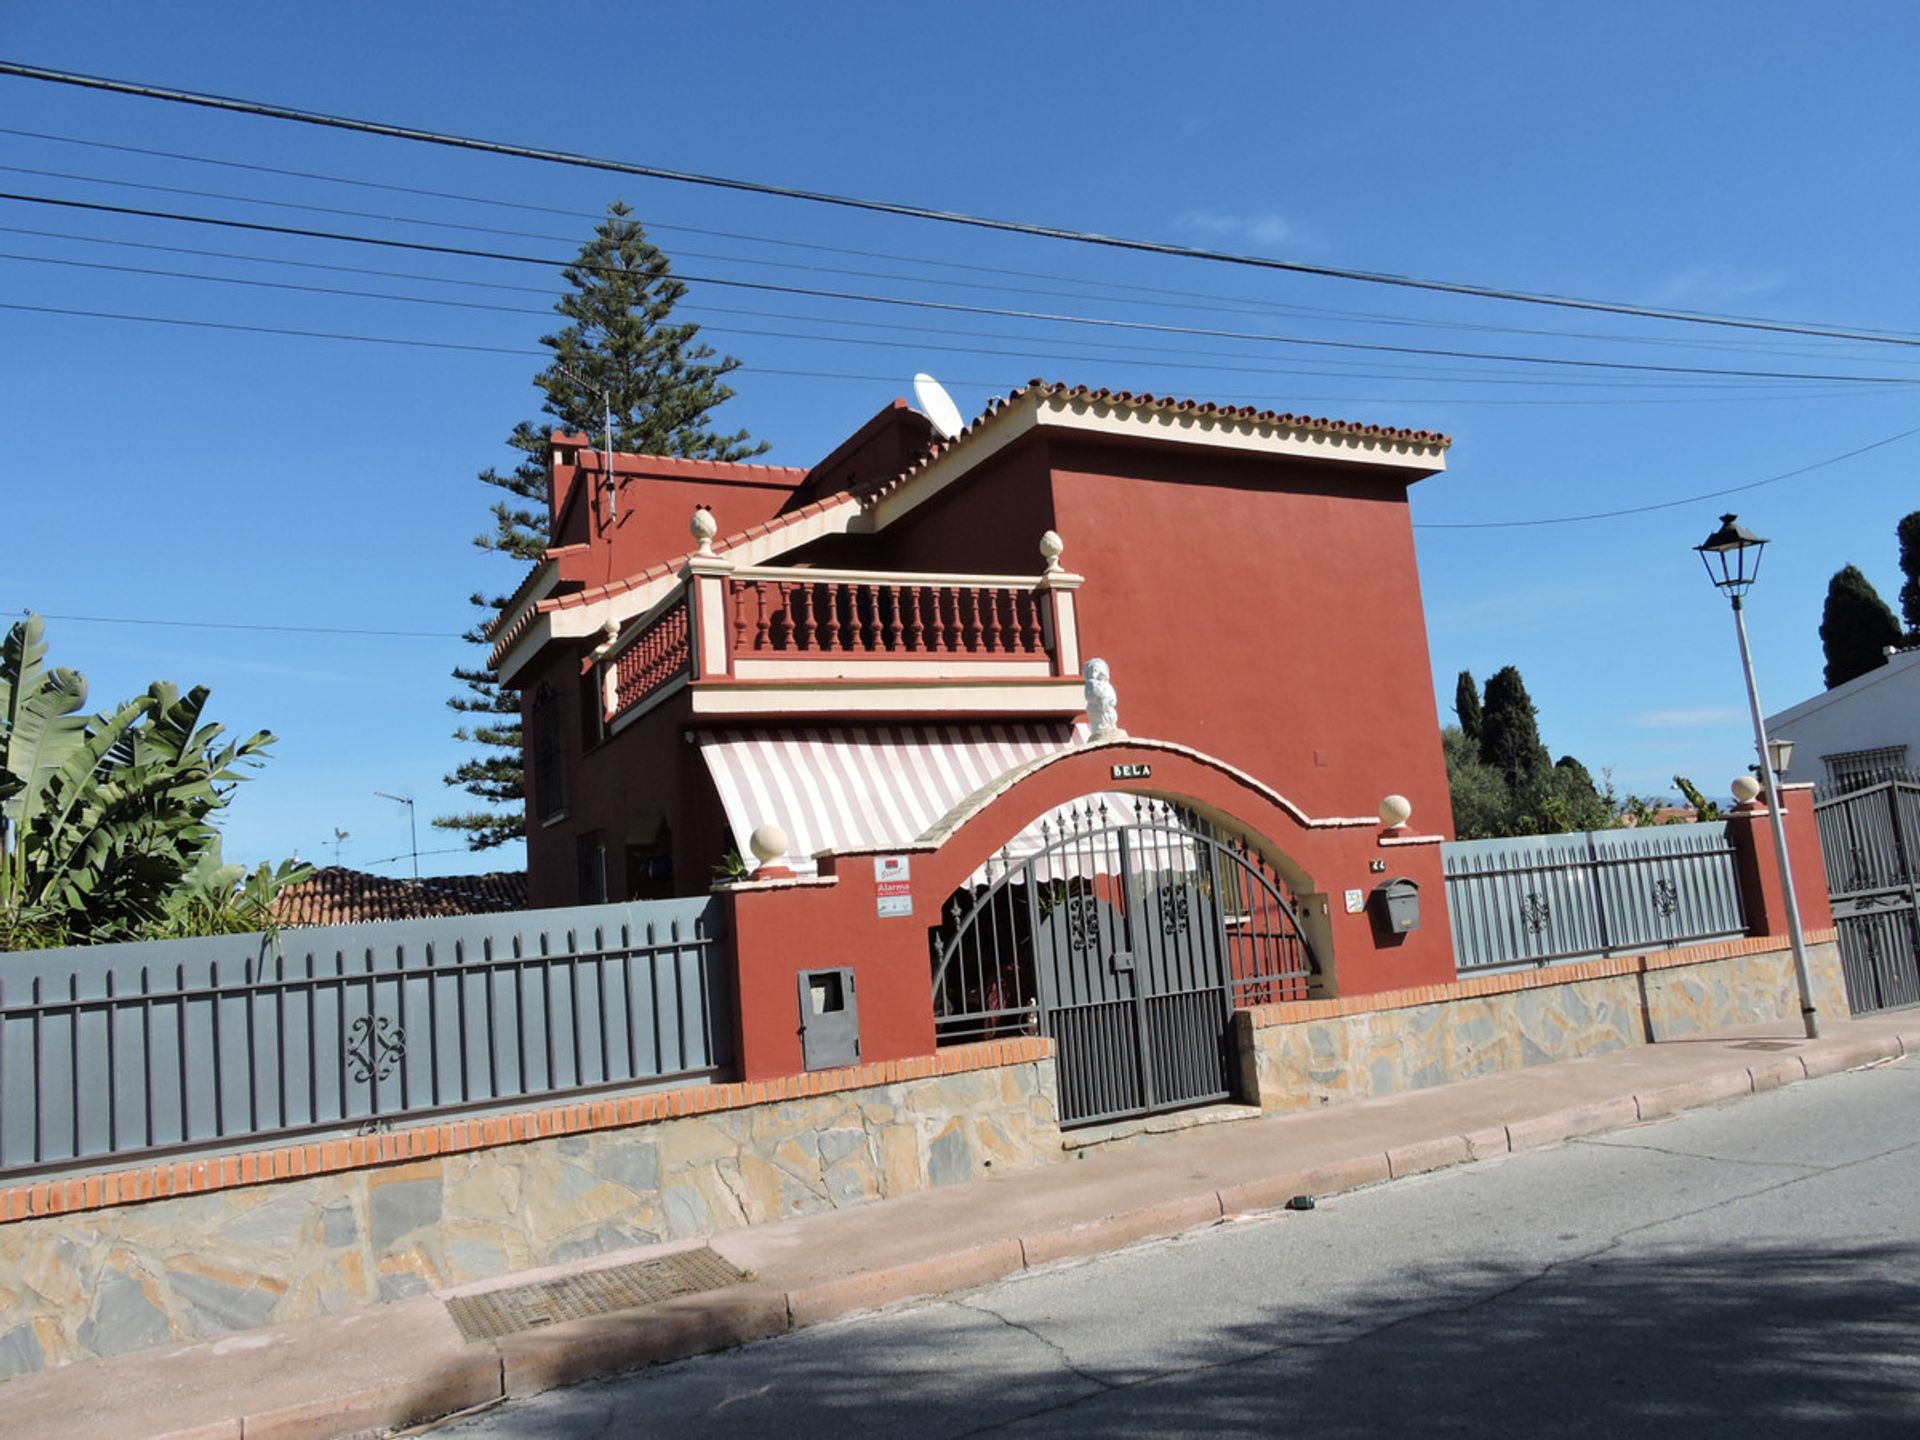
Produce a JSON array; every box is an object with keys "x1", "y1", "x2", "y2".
[
  {"x1": 1768, "y1": 737, "x2": 1795, "y2": 776},
  {"x1": 1695, "y1": 512, "x2": 1768, "y2": 598}
]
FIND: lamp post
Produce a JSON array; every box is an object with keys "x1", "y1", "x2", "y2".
[{"x1": 1694, "y1": 514, "x2": 1819, "y2": 1039}]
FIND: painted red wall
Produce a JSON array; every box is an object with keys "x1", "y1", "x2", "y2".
[
  {"x1": 720, "y1": 740, "x2": 1454, "y2": 1078},
  {"x1": 519, "y1": 649, "x2": 730, "y2": 911},
  {"x1": 549, "y1": 439, "x2": 807, "y2": 597}
]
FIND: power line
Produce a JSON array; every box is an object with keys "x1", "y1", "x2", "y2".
[
  {"x1": 5, "y1": 190, "x2": 1916, "y2": 386},
  {"x1": 22, "y1": 609, "x2": 457, "y2": 639},
  {"x1": 14, "y1": 218, "x2": 1904, "y2": 385},
  {"x1": 13, "y1": 247, "x2": 1883, "y2": 392},
  {"x1": 5, "y1": 142, "x2": 1907, "y2": 362},
  {"x1": 1414, "y1": 421, "x2": 1920, "y2": 529},
  {"x1": 6, "y1": 59, "x2": 1919, "y2": 351}
]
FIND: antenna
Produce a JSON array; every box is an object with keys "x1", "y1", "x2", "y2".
[
  {"x1": 554, "y1": 362, "x2": 618, "y2": 522},
  {"x1": 912, "y1": 372, "x2": 965, "y2": 441},
  {"x1": 374, "y1": 792, "x2": 419, "y2": 880}
]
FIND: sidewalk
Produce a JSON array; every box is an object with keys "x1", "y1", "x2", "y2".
[{"x1": 8, "y1": 1010, "x2": 1915, "y2": 1440}]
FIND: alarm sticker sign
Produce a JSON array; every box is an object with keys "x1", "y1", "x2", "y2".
[{"x1": 875, "y1": 855, "x2": 913, "y2": 917}]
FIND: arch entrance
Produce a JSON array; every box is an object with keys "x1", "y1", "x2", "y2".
[{"x1": 929, "y1": 796, "x2": 1319, "y2": 1127}]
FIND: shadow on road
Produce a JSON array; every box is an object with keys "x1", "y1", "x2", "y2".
[{"x1": 434, "y1": 1238, "x2": 1920, "y2": 1436}]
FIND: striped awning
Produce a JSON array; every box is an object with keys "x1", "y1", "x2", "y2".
[{"x1": 697, "y1": 722, "x2": 1084, "y2": 870}]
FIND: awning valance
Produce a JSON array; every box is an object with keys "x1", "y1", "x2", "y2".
[{"x1": 697, "y1": 722, "x2": 1083, "y2": 869}]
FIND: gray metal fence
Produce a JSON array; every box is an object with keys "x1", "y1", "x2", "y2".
[
  {"x1": 0, "y1": 896, "x2": 728, "y2": 1178},
  {"x1": 1443, "y1": 822, "x2": 1747, "y2": 972}
]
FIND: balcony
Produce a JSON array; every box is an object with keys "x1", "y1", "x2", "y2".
[{"x1": 598, "y1": 554, "x2": 1086, "y2": 728}]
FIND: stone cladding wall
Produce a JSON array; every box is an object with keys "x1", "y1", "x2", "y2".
[
  {"x1": 1239, "y1": 934, "x2": 1848, "y2": 1111},
  {"x1": 0, "y1": 1041, "x2": 1058, "y2": 1377}
]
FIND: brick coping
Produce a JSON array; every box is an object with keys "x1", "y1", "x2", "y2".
[
  {"x1": 1242, "y1": 930, "x2": 1840, "y2": 1028},
  {"x1": 0, "y1": 1037, "x2": 1053, "y2": 1226}
]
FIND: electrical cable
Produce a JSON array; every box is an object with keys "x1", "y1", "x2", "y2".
[
  {"x1": 1413, "y1": 422, "x2": 1920, "y2": 529},
  {"x1": 5, "y1": 60, "x2": 1918, "y2": 350},
  {"x1": 20, "y1": 610, "x2": 456, "y2": 639},
  {"x1": 4, "y1": 145, "x2": 1908, "y2": 360},
  {"x1": 3, "y1": 190, "x2": 1915, "y2": 386},
  {"x1": 12, "y1": 247, "x2": 1884, "y2": 391}
]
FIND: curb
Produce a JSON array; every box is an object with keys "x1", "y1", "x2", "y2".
[{"x1": 153, "y1": 1029, "x2": 1912, "y2": 1439}]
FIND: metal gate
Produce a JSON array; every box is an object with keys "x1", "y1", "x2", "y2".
[
  {"x1": 930, "y1": 799, "x2": 1318, "y2": 1127},
  {"x1": 1814, "y1": 772, "x2": 1920, "y2": 1013}
]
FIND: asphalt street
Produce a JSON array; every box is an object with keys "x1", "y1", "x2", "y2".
[{"x1": 445, "y1": 1051, "x2": 1920, "y2": 1437}]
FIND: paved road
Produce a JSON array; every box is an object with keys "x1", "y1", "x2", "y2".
[{"x1": 448, "y1": 1054, "x2": 1920, "y2": 1437}]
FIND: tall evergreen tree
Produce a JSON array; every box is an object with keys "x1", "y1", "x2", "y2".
[
  {"x1": 1898, "y1": 509, "x2": 1920, "y2": 636},
  {"x1": 1818, "y1": 564, "x2": 1900, "y2": 689},
  {"x1": 1477, "y1": 665, "x2": 1553, "y2": 790},
  {"x1": 437, "y1": 203, "x2": 766, "y2": 849},
  {"x1": 1453, "y1": 670, "x2": 1483, "y2": 745}
]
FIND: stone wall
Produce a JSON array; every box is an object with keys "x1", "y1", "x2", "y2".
[
  {"x1": 0, "y1": 1042, "x2": 1059, "y2": 1377},
  {"x1": 1239, "y1": 934, "x2": 1847, "y2": 1112}
]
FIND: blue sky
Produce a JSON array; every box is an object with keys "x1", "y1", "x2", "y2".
[{"x1": 3, "y1": 3, "x2": 1917, "y2": 877}]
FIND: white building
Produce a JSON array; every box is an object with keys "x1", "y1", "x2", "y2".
[{"x1": 1766, "y1": 645, "x2": 1920, "y2": 787}]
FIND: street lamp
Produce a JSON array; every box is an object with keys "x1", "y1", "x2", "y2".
[{"x1": 1694, "y1": 514, "x2": 1819, "y2": 1039}]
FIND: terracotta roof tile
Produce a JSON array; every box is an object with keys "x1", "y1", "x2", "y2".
[{"x1": 272, "y1": 867, "x2": 528, "y2": 928}]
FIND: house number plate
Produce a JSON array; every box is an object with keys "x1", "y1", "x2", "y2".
[{"x1": 1110, "y1": 763, "x2": 1152, "y2": 779}]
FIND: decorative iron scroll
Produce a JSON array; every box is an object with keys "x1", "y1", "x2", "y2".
[
  {"x1": 346, "y1": 1015, "x2": 406, "y2": 1084},
  {"x1": 1520, "y1": 892, "x2": 1552, "y2": 936},
  {"x1": 1651, "y1": 879, "x2": 1679, "y2": 918}
]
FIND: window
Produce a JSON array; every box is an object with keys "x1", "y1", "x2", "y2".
[
  {"x1": 579, "y1": 668, "x2": 606, "y2": 751},
  {"x1": 1824, "y1": 745, "x2": 1909, "y2": 790},
  {"x1": 576, "y1": 830, "x2": 608, "y2": 905},
  {"x1": 532, "y1": 684, "x2": 569, "y2": 823}
]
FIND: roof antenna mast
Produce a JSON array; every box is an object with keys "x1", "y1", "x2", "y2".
[
  {"x1": 375, "y1": 791, "x2": 419, "y2": 881},
  {"x1": 554, "y1": 361, "x2": 618, "y2": 522}
]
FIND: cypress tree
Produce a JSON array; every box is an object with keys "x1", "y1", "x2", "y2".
[
  {"x1": 437, "y1": 203, "x2": 767, "y2": 850},
  {"x1": 1819, "y1": 564, "x2": 1900, "y2": 689},
  {"x1": 1898, "y1": 510, "x2": 1920, "y2": 636},
  {"x1": 1478, "y1": 665, "x2": 1552, "y2": 789},
  {"x1": 1453, "y1": 670, "x2": 1483, "y2": 745}
]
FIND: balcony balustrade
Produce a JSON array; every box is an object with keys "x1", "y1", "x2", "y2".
[{"x1": 599, "y1": 544, "x2": 1085, "y2": 728}]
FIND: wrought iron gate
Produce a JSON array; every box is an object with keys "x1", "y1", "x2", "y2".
[
  {"x1": 930, "y1": 799, "x2": 1318, "y2": 1127},
  {"x1": 1815, "y1": 772, "x2": 1920, "y2": 1013}
]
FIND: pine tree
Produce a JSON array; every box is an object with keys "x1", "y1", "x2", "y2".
[
  {"x1": 437, "y1": 203, "x2": 767, "y2": 850},
  {"x1": 1898, "y1": 510, "x2": 1920, "y2": 636},
  {"x1": 1453, "y1": 670, "x2": 1483, "y2": 745},
  {"x1": 1819, "y1": 564, "x2": 1900, "y2": 690},
  {"x1": 1477, "y1": 665, "x2": 1552, "y2": 790}
]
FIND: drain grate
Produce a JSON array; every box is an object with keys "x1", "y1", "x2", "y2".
[
  {"x1": 1732, "y1": 1040, "x2": 1802, "y2": 1051},
  {"x1": 446, "y1": 1248, "x2": 748, "y2": 1341}
]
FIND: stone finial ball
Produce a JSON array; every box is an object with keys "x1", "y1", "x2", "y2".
[
  {"x1": 1730, "y1": 775, "x2": 1762, "y2": 804},
  {"x1": 1039, "y1": 530, "x2": 1064, "y2": 568},
  {"x1": 748, "y1": 824, "x2": 789, "y2": 863},
  {"x1": 690, "y1": 506, "x2": 718, "y2": 543},
  {"x1": 1379, "y1": 794, "x2": 1413, "y2": 828}
]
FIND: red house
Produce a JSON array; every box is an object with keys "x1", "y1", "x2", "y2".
[{"x1": 490, "y1": 380, "x2": 1457, "y2": 1126}]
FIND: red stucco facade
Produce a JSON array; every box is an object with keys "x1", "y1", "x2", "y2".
[{"x1": 500, "y1": 383, "x2": 1461, "y2": 1017}]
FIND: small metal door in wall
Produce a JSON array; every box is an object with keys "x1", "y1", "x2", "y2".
[{"x1": 931, "y1": 800, "x2": 1318, "y2": 1127}]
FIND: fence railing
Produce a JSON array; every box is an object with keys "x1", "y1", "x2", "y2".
[
  {"x1": 0, "y1": 896, "x2": 728, "y2": 1179},
  {"x1": 1442, "y1": 822, "x2": 1747, "y2": 972}
]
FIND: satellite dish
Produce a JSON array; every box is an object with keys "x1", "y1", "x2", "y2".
[{"x1": 913, "y1": 372, "x2": 965, "y2": 440}]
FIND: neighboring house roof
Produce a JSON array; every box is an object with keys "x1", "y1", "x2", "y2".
[
  {"x1": 272, "y1": 867, "x2": 529, "y2": 927},
  {"x1": 1764, "y1": 644, "x2": 1920, "y2": 782},
  {"x1": 488, "y1": 380, "x2": 1453, "y2": 681}
]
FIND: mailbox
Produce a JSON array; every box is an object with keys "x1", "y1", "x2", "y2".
[
  {"x1": 1370, "y1": 877, "x2": 1421, "y2": 935},
  {"x1": 798, "y1": 967, "x2": 860, "y2": 1070}
]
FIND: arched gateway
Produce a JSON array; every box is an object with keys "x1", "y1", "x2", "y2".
[{"x1": 929, "y1": 796, "x2": 1318, "y2": 1127}]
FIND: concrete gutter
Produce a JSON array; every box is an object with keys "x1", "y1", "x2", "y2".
[{"x1": 5, "y1": 1013, "x2": 1914, "y2": 1440}]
